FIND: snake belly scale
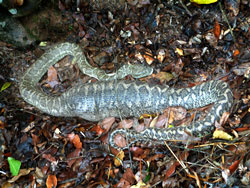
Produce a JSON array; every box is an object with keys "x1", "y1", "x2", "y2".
[{"x1": 19, "y1": 42, "x2": 234, "y2": 149}]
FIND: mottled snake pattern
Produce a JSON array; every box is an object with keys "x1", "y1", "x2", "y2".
[{"x1": 19, "y1": 43, "x2": 234, "y2": 149}]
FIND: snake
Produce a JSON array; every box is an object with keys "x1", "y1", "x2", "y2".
[{"x1": 19, "y1": 42, "x2": 234, "y2": 150}]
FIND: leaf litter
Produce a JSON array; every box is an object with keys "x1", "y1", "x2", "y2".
[{"x1": 0, "y1": 0, "x2": 249, "y2": 187}]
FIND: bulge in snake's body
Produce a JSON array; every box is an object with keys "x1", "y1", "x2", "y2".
[{"x1": 19, "y1": 42, "x2": 234, "y2": 149}]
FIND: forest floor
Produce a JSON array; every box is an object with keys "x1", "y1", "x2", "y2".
[{"x1": 0, "y1": 0, "x2": 249, "y2": 187}]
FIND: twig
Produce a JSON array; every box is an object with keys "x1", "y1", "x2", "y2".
[
  {"x1": 164, "y1": 141, "x2": 190, "y2": 174},
  {"x1": 179, "y1": 0, "x2": 192, "y2": 17},
  {"x1": 219, "y1": 2, "x2": 236, "y2": 42}
]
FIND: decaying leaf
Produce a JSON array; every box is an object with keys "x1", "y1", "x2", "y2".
[
  {"x1": 131, "y1": 180, "x2": 146, "y2": 188},
  {"x1": 47, "y1": 66, "x2": 59, "y2": 88},
  {"x1": 42, "y1": 154, "x2": 57, "y2": 163},
  {"x1": 67, "y1": 149, "x2": 81, "y2": 167},
  {"x1": 0, "y1": 82, "x2": 11, "y2": 92},
  {"x1": 214, "y1": 19, "x2": 221, "y2": 40},
  {"x1": 213, "y1": 130, "x2": 233, "y2": 140},
  {"x1": 175, "y1": 48, "x2": 183, "y2": 56},
  {"x1": 143, "y1": 51, "x2": 154, "y2": 65},
  {"x1": 157, "y1": 49, "x2": 166, "y2": 63},
  {"x1": 46, "y1": 174, "x2": 57, "y2": 188},
  {"x1": 114, "y1": 150, "x2": 125, "y2": 167},
  {"x1": 155, "y1": 72, "x2": 173, "y2": 83},
  {"x1": 67, "y1": 133, "x2": 82, "y2": 149},
  {"x1": 112, "y1": 133, "x2": 127, "y2": 149},
  {"x1": 101, "y1": 117, "x2": 115, "y2": 132},
  {"x1": 90, "y1": 124, "x2": 105, "y2": 136},
  {"x1": 8, "y1": 168, "x2": 33, "y2": 183}
]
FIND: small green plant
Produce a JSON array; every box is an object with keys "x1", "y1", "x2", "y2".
[
  {"x1": 0, "y1": 82, "x2": 11, "y2": 92},
  {"x1": 8, "y1": 157, "x2": 21, "y2": 176}
]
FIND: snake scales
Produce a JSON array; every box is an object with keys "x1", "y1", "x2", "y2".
[{"x1": 19, "y1": 42, "x2": 234, "y2": 149}]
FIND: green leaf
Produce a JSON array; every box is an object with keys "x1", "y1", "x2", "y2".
[
  {"x1": 144, "y1": 161, "x2": 151, "y2": 183},
  {"x1": 8, "y1": 157, "x2": 21, "y2": 176},
  {"x1": 39, "y1": 41, "x2": 47, "y2": 47},
  {"x1": 0, "y1": 82, "x2": 11, "y2": 92}
]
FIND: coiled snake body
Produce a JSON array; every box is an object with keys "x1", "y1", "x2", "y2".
[{"x1": 19, "y1": 43, "x2": 234, "y2": 149}]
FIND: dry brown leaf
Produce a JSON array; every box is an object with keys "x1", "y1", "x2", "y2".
[
  {"x1": 155, "y1": 114, "x2": 167, "y2": 128},
  {"x1": 67, "y1": 149, "x2": 81, "y2": 167},
  {"x1": 67, "y1": 133, "x2": 82, "y2": 149},
  {"x1": 47, "y1": 66, "x2": 59, "y2": 88},
  {"x1": 204, "y1": 32, "x2": 218, "y2": 47},
  {"x1": 46, "y1": 174, "x2": 57, "y2": 188},
  {"x1": 113, "y1": 133, "x2": 127, "y2": 149},
  {"x1": 121, "y1": 168, "x2": 136, "y2": 185},
  {"x1": 114, "y1": 150, "x2": 125, "y2": 167},
  {"x1": 134, "y1": 122, "x2": 146, "y2": 132},
  {"x1": 168, "y1": 111, "x2": 174, "y2": 124},
  {"x1": 8, "y1": 168, "x2": 33, "y2": 183},
  {"x1": 155, "y1": 72, "x2": 173, "y2": 83},
  {"x1": 149, "y1": 115, "x2": 158, "y2": 128},
  {"x1": 127, "y1": 0, "x2": 138, "y2": 6},
  {"x1": 72, "y1": 134, "x2": 82, "y2": 149},
  {"x1": 119, "y1": 119, "x2": 134, "y2": 129},
  {"x1": 143, "y1": 54, "x2": 154, "y2": 65},
  {"x1": 164, "y1": 106, "x2": 187, "y2": 124},
  {"x1": 101, "y1": 117, "x2": 115, "y2": 132},
  {"x1": 42, "y1": 154, "x2": 56, "y2": 163},
  {"x1": 233, "y1": 49, "x2": 240, "y2": 57},
  {"x1": 131, "y1": 180, "x2": 147, "y2": 188},
  {"x1": 214, "y1": 19, "x2": 221, "y2": 40},
  {"x1": 157, "y1": 49, "x2": 166, "y2": 63},
  {"x1": 14, "y1": 0, "x2": 23, "y2": 6},
  {"x1": 228, "y1": 155, "x2": 244, "y2": 174},
  {"x1": 90, "y1": 124, "x2": 104, "y2": 136}
]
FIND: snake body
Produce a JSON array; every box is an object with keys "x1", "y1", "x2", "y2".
[{"x1": 19, "y1": 43, "x2": 234, "y2": 149}]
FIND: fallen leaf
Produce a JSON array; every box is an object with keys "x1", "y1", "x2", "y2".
[
  {"x1": 155, "y1": 72, "x2": 173, "y2": 83},
  {"x1": 114, "y1": 150, "x2": 125, "y2": 167},
  {"x1": 228, "y1": 155, "x2": 244, "y2": 174},
  {"x1": 113, "y1": 133, "x2": 127, "y2": 149},
  {"x1": 175, "y1": 48, "x2": 183, "y2": 56},
  {"x1": 8, "y1": 168, "x2": 33, "y2": 183},
  {"x1": 46, "y1": 174, "x2": 57, "y2": 188},
  {"x1": 157, "y1": 49, "x2": 166, "y2": 63},
  {"x1": 67, "y1": 133, "x2": 82, "y2": 149},
  {"x1": 101, "y1": 117, "x2": 115, "y2": 132},
  {"x1": 131, "y1": 180, "x2": 146, "y2": 188},
  {"x1": 47, "y1": 66, "x2": 59, "y2": 88},
  {"x1": 121, "y1": 168, "x2": 136, "y2": 185},
  {"x1": 204, "y1": 32, "x2": 218, "y2": 47},
  {"x1": 190, "y1": 0, "x2": 218, "y2": 4},
  {"x1": 143, "y1": 53, "x2": 154, "y2": 65},
  {"x1": 0, "y1": 82, "x2": 11, "y2": 92},
  {"x1": 164, "y1": 150, "x2": 189, "y2": 180},
  {"x1": 8, "y1": 157, "x2": 21, "y2": 176},
  {"x1": 119, "y1": 119, "x2": 134, "y2": 129},
  {"x1": 42, "y1": 154, "x2": 56, "y2": 163},
  {"x1": 214, "y1": 19, "x2": 221, "y2": 40},
  {"x1": 15, "y1": 0, "x2": 23, "y2": 6},
  {"x1": 213, "y1": 130, "x2": 233, "y2": 140},
  {"x1": 91, "y1": 124, "x2": 104, "y2": 136},
  {"x1": 67, "y1": 149, "x2": 81, "y2": 167},
  {"x1": 73, "y1": 135, "x2": 82, "y2": 149},
  {"x1": 233, "y1": 49, "x2": 240, "y2": 56}
]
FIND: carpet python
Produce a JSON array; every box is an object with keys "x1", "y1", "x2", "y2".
[{"x1": 19, "y1": 42, "x2": 234, "y2": 149}]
